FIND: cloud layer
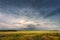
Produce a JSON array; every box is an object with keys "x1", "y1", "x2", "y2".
[
  {"x1": 0, "y1": 0, "x2": 60, "y2": 30},
  {"x1": 0, "y1": 8, "x2": 59, "y2": 30}
]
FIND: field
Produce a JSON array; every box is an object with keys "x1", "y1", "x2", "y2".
[{"x1": 0, "y1": 30, "x2": 60, "y2": 40}]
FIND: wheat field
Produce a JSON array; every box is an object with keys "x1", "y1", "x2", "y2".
[{"x1": 0, "y1": 30, "x2": 60, "y2": 40}]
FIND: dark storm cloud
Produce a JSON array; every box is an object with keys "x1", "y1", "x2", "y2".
[
  {"x1": 0, "y1": 0, "x2": 60, "y2": 18},
  {"x1": 0, "y1": 0, "x2": 60, "y2": 8},
  {"x1": 44, "y1": 8, "x2": 60, "y2": 18}
]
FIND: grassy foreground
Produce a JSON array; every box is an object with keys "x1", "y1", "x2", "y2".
[{"x1": 0, "y1": 30, "x2": 60, "y2": 40}]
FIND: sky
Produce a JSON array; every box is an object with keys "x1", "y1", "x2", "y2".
[{"x1": 0, "y1": 0, "x2": 60, "y2": 30}]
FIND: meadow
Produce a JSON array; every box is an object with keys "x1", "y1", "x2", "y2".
[{"x1": 0, "y1": 30, "x2": 60, "y2": 40}]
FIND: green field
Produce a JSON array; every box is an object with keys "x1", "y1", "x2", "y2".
[{"x1": 0, "y1": 30, "x2": 60, "y2": 40}]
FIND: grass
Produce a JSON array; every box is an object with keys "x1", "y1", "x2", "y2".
[{"x1": 0, "y1": 30, "x2": 60, "y2": 40}]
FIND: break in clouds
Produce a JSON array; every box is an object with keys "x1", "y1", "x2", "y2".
[{"x1": 0, "y1": 0, "x2": 60, "y2": 30}]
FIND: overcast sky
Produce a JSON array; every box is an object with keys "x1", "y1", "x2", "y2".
[{"x1": 0, "y1": 0, "x2": 60, "y2": 30}]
